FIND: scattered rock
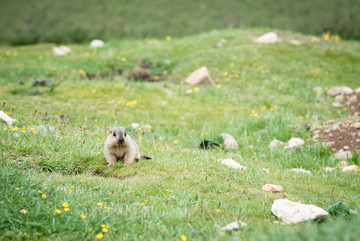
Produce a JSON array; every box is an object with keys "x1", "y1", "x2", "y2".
[
  {"x1": 90, "y1": 39, "x2": 104, "y2": 48},
  {"x1": 0, "y1": 111, "x2": 16, "y2": 125},
  {"x1": 327, "y1": 86, "x2": 353, "y2": 96},
  {"x1": 332, "y1": 102, "x2": 343, "y2": 108},
  {"x1": 261, "y1": 168, "x2": 270, "y2": 173},
  {"x1": 342, "y1": 165, "x2": 359, "y2": 173},
  {"x1": 219, "y1": 158, "x2": 246, "y2": 170},
  {"x1": 271, "y1": 199, "x2": 328, "y2": 224},
  {"x1": 131, "y1": 123, "x2": 140, "y2": 129},
  {"x1": 53, "y1": 46, "x2": 71, "y2": 56},
  {"x1": 325, "y1": 167, "x2": 334, "y2": 172},
  {"x1": 184, "y1": 67, "x2": 216, "y2": 86},
  {"x1": 218, "y1": 133, "x2": 239, "y2": 150},
  {"x1": 269, "y1": 139, "x2": 285, "y2": 149},
  {"x1": 142, "y1": 124, "x2": 152, "y2": 133},
  {"x1": 220, "y1": 221, "x2": 247, "y2": 232},
  {"x1": 334, "y1": 150, "x2": 353, "y2": 160},
  {"x1": 32, "y1": 80, "x2": 53, "y2": 87},
  {"x1": 185, "y1": 89, "x2": 193, "y2": 94},
  {"x1": 254, "y1": 32, "x2": 278, "y2": 44},
  {"x1": 290, "y1": 168, "x2": 311, "y2": 175},
  {"x1": 290, "y1": 39, "x2": 302, "y2": 46},
  {"x1": 287, "y1": 138, "x2": 305, "y2": 148},
  {"x1": 20, "y1": 209, "x2": 28, "y2": 214},
  {"x1": 327, "y1": 87, "x2": 341, "y2": 96},
  {"x1": 262, "y1": 184, "x2": 284, "y2": 193},
  {"x1": 355, "y1": 87, "x2": 360, "y2": 93},
  {"x1": 353, "y1": 122, "x2": 360, "y2": 129},
  {"x1": 215, "y1": 38, "x2": 227, "y2": 48}
]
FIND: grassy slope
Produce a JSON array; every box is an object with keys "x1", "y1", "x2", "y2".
[
  {"x1": 0, "y1": 28, "x2": 360, "y2": 240},
  {"x1": 1, "y1": 0, "x2": 360, "y2": 45}
]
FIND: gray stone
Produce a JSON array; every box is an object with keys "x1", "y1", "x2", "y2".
[
  {"x1": 287, "y1": 138, "x2": 305, "y2": 148},
  {"x1": 220, "y1": 221, "x2": 247, "y2": 232},
  {"x1": 290, "y1": 168, "x2": 311, "y2": 175},
  {"x1": 271, "y1": 199, "x2": 328, "y2": 224},
  {"x1": 269, "y1": 139, "x2": 285, "y2": 149},
  {"x1": 342, "y1": 165, "x2": 359, "y2": 173},
  {"x1": 219, "y1": 158, "x2": 246, "y2": 170},
  {"x1": 90, "y1": 39, "x2": 104, "y2": 48},
  {"x1": 262, "y1": 184, "x2": 284, "y2": 192},
  {"x1": 184, "y1": 67, "x2": 216, "y2": 86},
  {"x1": 255, "y1": 32, "x2": 278, "y2": 44},
  {"x1": 219, "y1": 133, "x2": 239, "y2": 150}
]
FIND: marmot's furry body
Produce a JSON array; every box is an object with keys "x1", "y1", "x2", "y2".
[{"x1": 104, "y1": 126, "x2": 152, "y2": 165}]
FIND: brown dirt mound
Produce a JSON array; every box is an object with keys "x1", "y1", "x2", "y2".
[{"x1": 314, "y1": 91, "x2": 360, "y2": 152}]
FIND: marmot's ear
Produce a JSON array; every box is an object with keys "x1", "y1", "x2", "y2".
[{"x1": 109, "y1": 128, "x2": 114, "y2": 133}]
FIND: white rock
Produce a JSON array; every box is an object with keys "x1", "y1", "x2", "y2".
[
  {"x1": 185, "y1": 89, "x2": 193, "y2": 94},
  {"x1": 271, "y1": 199, "x2": 328, "y2": 224},
  {"x1": 131, "y1": 123, "x2": 140, "y2": 129},
  {"x1": 334, "y1": 151, "x2": 352, "y2": 160},
  {"x1": 90, "y1": 39, "x2": 104, "y2": 48},
  {"x1": 261, "y1": 168, "x2": 270, "y2": 173},
  {"x1": 287, "y1": 138, "x2": 305, "y2": 148},
  {"x1": 290, "y1": 39, "x2": 302, "y2": 46},
  {"x1": 353, "y1": 122, "x2": 360, "y2": 129},
  {"x1": 255, "y1": 32, "x2": 278, "y2": 44},
  {"x1": 327, "y1": 87, "x2": 341, "y2": 96},
  {"x1": 219, "y1": 133, "x2": 239, "y2": 150},
  {"x1": 184, "y1": 67, "x2": 216, "y2": 86},
  {"x1": 220, "y1": 221, "x2": 247, "y2": 232},
  {"x1": 0, "y1": 111, "x2": 16, "y2": 125},
  {"x1": 290, "y1": 168, "x2": 311, "y2": 175},
  {"x1": 355, "y1": 87, "x2": 360, "y2": 93},
  {"x1": 219, "y1": 158, "x2": 246, "y2": 170},
  {"x1": 340, "y1": 86, "x2": 353, "y2": 95},
  {"x1": 342, "y1": 165, "x2": 359, "y2": 173},
  {"x1": 332, "y1": 102, "x2": 343, "y2": 108},
  {"x1": 262, "y1": 184, "x2": 284, "y2": 192},
  {"x1": 142, "y1": 124, "x2": 152, "y2": 132},
  {"x1": 325, "y1": 167, "x2": 334, "y2": 172},
  {"x1": 269, "y1": 139, "x2": 285, "y2": 149},
  {"x1": 53, "y1": 46, "x2": 71, "y2": 56}
]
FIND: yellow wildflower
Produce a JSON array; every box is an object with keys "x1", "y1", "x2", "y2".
[
  {"x1": 42, "y1": 194, "x2": 46, "y2": 198},
  {"x1": 97, "y1": 202, "x2": 103, "y2": 206},
  {"x1": 96, "y1": 233, "x2": 104, "y2": 239},
  {"x1": 216, "y1": 209, "x2": 221, "y2": 213},
  {"x1": 38, "y1": 56, "x2": 43, "y2": 60},
  {"x1": 121, "y1": 57, "x2": 126, "y2": 62},
  {"x1": 78, "y1": 202, "x2": 81, "y2": 206},
  {"x1": 12, "y1": 127, "x2": 19, "y2": 131},
  {"x1": 56, "y1": 209, "x2": 61, "y2": 214},
  {"x1": 101, "y1": 224, "x2": 106, "y2": 228},
  {"x1": 62, "y1": 202, "x2": 69, "y2": 208},
  {"x1": 15, "y1": 187, "x2": 20, "y2": 190},
  {"x1": 298, "y1": 115, "x2": 303, "y2": 119},
  {"x1": 216, "y1": 84, "x2": 221, "y2": 88},
  {"x1": 80, "y1": 214, "x2": 86, "y2": 219},
  {"x1": 104, "y1": 206, "x2": 110, "y2": 210},
  {"x1": 89, "y1": 228, "x2": 93, "y2": 232},
  {"x1": 173, "y1": 140, "x2": 178, "y2": 144},
  {"x1": 102, "y1": 228, "x2": 108, "y2": 233},
  {"x1": 64, "y1": 207, "x2": 70, "y2": 211},
  {"x1": 166, "y1": 36, "x2": 172, "y2": 41},
  {"x1": 38, "y1": 190, "x2": 43, "y2": 194},
  {"x1": 181, "y1": 235, "x2": 187, "y2": 241},
  {"x1": 13, "y1": 51, "x2": 18, "y2": 57},
  {"x1": 85, "y1": 52, "x2": 90, "y2": 57},
  {"x1": 221, "y1": 231, "x2": 226, "y2": 237}
]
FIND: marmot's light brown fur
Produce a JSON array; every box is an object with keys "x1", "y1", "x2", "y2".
[{"x1": 104, "y1": 126, "x2": 152, "y2": 165}]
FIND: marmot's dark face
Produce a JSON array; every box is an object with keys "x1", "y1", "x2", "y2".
[{"x1": 109, "y1": 127, "x2": 127, "y2": 145}]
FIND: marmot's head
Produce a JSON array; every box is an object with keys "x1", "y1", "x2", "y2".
[{"x1": 108, "y1": 126, "x2": 127, "y2": 145}]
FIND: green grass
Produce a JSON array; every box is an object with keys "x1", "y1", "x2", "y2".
[
  {"x1": 0, "y1": 28, "x2": 360, "y2": 240},
  {"x1": 1, "y1": 0, "x2": 360, "y2": 45}
]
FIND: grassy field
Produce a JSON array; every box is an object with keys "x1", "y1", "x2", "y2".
[
  {"x1": 1, "y1": 0, "x2": 360, "y2": 45},
  {"x1": 1, "y1": 28, "x2": 360, "y2": 240}
]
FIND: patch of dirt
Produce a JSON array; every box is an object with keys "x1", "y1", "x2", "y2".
[
  {"x1": 314, "y1": 91, "x2": 360, "y2": 152},
  {"x1": 93, "y1": 170, "x2": 137, "y2": 180}
]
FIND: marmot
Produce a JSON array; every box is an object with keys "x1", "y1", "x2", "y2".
[{"x1": 104, "y1": 126, "x2": 152, "y2": 165}]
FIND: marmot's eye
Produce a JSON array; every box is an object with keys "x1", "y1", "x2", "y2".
[
  {"x1": 113, "y1": 133, "x2": 116, "y2": 136},
  {"x1": 124, "y1": 132, "x2": 127, "y2": 136}
]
